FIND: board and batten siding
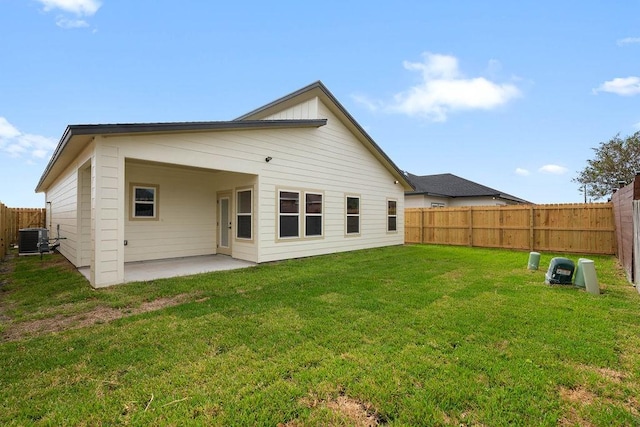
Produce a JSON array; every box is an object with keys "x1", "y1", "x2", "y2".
[{"x1": 263, "y1": 97, "x2": 319, "y2": 120}]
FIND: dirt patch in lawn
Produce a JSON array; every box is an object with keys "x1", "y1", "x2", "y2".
[
  {"x1": 326, "y1": 396, "x2": 382, "y2": 426},
  {"x1": 283, "y1": 394, "x2": 383, "y2": 426},
  {"x1": 2, "y1": 294, "x2": 200, "y2": 342}
]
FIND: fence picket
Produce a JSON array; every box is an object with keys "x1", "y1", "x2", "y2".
[
  {"x1": 405, "y1": 203, "x2": 615, "y2": 255},
  {"x1": 0, "y1": 205, "x2": 46, "y2": 259}
]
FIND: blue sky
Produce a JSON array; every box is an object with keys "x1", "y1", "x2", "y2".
[{"x1": 1, "y1": 1, "x2": 639, "y2": 207}]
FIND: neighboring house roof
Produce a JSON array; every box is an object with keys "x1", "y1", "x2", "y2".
[
  {"x1": 406, "y1": 173, "x2": 531, "y2": 204},
  {"x1": 36, "y1": 81, "x2": 413, "y2": 192}
]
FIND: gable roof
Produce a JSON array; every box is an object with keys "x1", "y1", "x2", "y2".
[
  {"x1": 236, "y1": 81, "x2": 413, "y2": 191},
  {"x1": 36, "y1": 81, "x2": 413, "y2": 193},
  {"x1": 406, "y1": 173, "x2": 530, "y2": 204}
]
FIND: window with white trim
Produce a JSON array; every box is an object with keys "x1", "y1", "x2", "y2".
[
  {"x1": 431, "y1": 202, "x2": 445, "y2": 208},
  {"x1": 387, "y1": 200, "x2": 397, "y2": 232},
  {"x1": 279, "y1": 190, "x2": 300, "y2": 238},
  {"x1": 346, "y1": 196, "x2": 360, "y2": 234},
  {"x1": 132, "y1": 184, "x2": 158, "y2": 219},
  {"x1": 305, "y1": 192, "x2": 323, "y2": 237},
  {"x1": 236, "y1": 189, "x2": 252, "y2": 239}
]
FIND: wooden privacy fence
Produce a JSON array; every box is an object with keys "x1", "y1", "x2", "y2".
[
  {"x1": 405, "y1": 203, "x2": 616, "y2": 255},
  {"x1": 0, "y1": 202, "x2": 8, "y2": 261},
  {"x1": 0, "y1": 204, "x2": 46, "y2": 260},
  {"x1": 611, "y1": 175, "x2": 640, "y2": 284}
]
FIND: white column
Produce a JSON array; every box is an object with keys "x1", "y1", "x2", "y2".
[{"x1": 90, "y1": 138, "x2": 125, "y2": 287}]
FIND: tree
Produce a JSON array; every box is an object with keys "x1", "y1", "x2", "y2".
[{"x1": 573, "y1": 131, "x2": 640, "y2": 200}]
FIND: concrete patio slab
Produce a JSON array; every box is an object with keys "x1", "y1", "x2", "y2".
[{"x1": 78, "y1": 255, "x2": 255, "y2": 284}]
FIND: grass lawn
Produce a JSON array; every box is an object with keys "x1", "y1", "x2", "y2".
[{"x1": 1, "y1": 245, "x2": 639, "y2": 426}]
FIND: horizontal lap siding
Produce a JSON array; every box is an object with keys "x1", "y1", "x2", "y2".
[
  {"x1": 46, "y1": 167, "x2": 78, "y2": 262},
  {"x1": 93, "y1": 144, "x2": 123, "y2": 285},
  {"x1": 45, "y1": 146, "x2": 93, "y2": 266},
  {"x1": 124, "y1": 162, "x2": 217, "y2": 263},
  {"x1": 257, "y1": 102, "x2": 405, "y2": 262},
  {"x1": 108, "y1": 99, "x2": 403, "y2": 265}
]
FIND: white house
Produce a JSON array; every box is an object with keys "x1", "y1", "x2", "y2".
[
  {"x1": 35, "y1": 81, "x2": 413, "y2": 287},
  {"x1": 405, "y1": 173, "x2": 530, "y2": 208}
]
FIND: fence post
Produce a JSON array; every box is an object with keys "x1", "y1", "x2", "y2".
[
  {"x1": 468, "y1": 207, "x2": 473, "y2": 247},
  {"x1": 0, "y1": 202, "x2": 5, "y2": 260},
  {"x1": 420, "y1": 208, "x2": 425, "y2": 244},
  {"x1": 529, "y1": 205, "x2": 535, "y2": 251}
]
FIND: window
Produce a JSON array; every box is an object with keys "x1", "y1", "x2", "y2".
[
  {"x1": 387, "y1": 200, "x2": 397, "y2": 232},
  {"x1": 236, "y1": 189, "x2": 252, "y2": 239},
  {"x1": 431, "y1": 202, "x2": 446, "y2": 208},
  {"x1": 279, "y1": 190, "x2": 299, "y2": 238},
  {"x1": 305, "y1": 192, "x2": 323, "y2": 237},
  {"x1": 132, "y1": 184, "x2": 158, "y2": 219},
  {"x1": 346, "y1": 196, "x2": 360, "y2": 234}
]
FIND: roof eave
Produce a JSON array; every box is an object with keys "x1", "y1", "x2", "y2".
[{"x1": 35, "y1": 119, "x2": 327, "y2": 193}]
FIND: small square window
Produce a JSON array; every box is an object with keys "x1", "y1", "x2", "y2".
[{"x1": 131, "y1": 184, "x2": 158, "y2": 220}]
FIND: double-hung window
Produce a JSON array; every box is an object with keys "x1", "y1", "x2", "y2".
[
  {"x1": 305, "y1": 192, "x2": 323, "y2": 237},
  {"x1": 387, "y1": 200, "x2": 397, "y2": 232},
  {"x1": 132, "y1": 184, "x2": 158, "y2": 219},
  {"x1": 346, "y1": 196, "x2": 360, "y2": 235},
  {"x1": 279, "y1": 190, "x2": 300, "y2": 238},
  {"x1": 236, "y1": 189, "x2": 252, "y2": 239}
]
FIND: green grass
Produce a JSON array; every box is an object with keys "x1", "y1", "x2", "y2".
[{"x1": 1, "y1": 245, "x2": 639, "y2": 426}]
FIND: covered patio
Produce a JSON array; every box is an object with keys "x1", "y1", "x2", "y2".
[{"x1": 78, "y1": 255, "x2": 255, "y2": 284}]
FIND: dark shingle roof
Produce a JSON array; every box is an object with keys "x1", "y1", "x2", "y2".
[{"x1": 406, "y1": 173, "x2": 530, "y2": 204}]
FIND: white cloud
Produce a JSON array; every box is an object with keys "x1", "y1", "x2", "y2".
[
  {"x1": 0, "y1": 117, "x2": 21, "y2": 139},
  {"x1": 634, "y1": 121, "x2": 640, "y2": 130},
  {"x1": 617, "y1": 37, "x2": 640, "y2": 46},
  {"x1": 37, "y1": 0, "x2": 101, "y2": 29},
  {"x1": 56, "y1": 17, "x2": 89, "y2": 28},
  {"x1": 593, "y1": 76, "x2": 640, "y2": 96},
  {"x1": 0, "y1": 117, "x2": 57, "y2": 160},
  {"x1": 538, "y1": 164, "x2": 568, "y2": 175},
  {"x1": 37, "y1": 0, "x2": 102, "y2": 16},
  {"x1": 515, "y1": 168, "x2": 530, "y2": 176},
  {"x1": 389, "y1": 53, "x2": 521, "y2": 121},
  {"x1": 351, "y1": 94, "x2": 383, "y2": 112}
]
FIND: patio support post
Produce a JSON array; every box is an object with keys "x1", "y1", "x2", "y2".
[{"x1": 90, "y1": 137, "x2": 125, "y2": 287}]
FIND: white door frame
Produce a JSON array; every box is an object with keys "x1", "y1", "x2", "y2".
[{"x1": 217, "y1": 191, "x2": 232, "y2": 256}]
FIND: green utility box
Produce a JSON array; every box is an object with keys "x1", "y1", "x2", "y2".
[{"x1": 545, "y1": 257, "x2": 575, "y2": 285}]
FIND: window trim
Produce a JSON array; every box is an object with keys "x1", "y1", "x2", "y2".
[
  {"x1": 235, "y1": 187, "x2": 253, "y2": 241},
  {"x1": 387, "y1": 199, "x2": 398, "y2": 233},
  {"x1": 304, "y1": 191, "x2": 324, "y2": 238},
  {"x1": 278, "y1": 189, "x2": 301, "y2": 239},
  {"x1": 130, "y1": 183, "x2": 159, "y2": 221},
  {"x1": 345, "y1": 194, "x2": 361, "y2": 236}
]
